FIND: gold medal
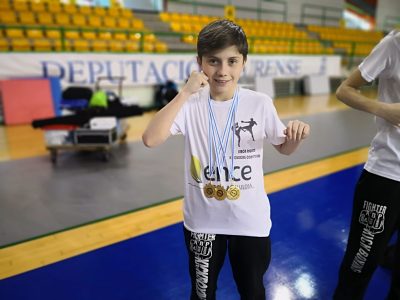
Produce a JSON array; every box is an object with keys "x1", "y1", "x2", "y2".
[
  {"x1": 203, "y1": 183, "x2": 215, "y2": 198},
  {"x1": 226, "y1": 185, "x2": 240, "y2": 200},
  {"x1": 214, "y1": 185, "x2": 227, "y2": 201}
]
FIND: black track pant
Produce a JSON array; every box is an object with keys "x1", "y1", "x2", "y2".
[
  {"x1": 333, "y1": 170, "x2": 400, "y2": 300},
  {"x1": 184, "y1": 226, "x2": 271, "y2": 300}
]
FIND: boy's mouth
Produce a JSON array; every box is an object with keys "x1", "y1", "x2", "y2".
[{"x1": 214, "y1": 79, "x2": 231, "y2": 84}]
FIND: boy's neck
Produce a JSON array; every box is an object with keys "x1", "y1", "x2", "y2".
[{"x1": 210, "y1": 88, "x2": 237, "y2": 101}]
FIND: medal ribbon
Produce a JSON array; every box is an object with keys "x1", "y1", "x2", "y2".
[
  {"x1": 208, "y1": 89, "x2": 239, "y2": 184},
  {"x1": 207, "y1": 91, "x2": 236, "y2": 179}
]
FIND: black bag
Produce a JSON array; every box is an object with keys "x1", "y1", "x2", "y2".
[{"x1": 62, "y1": 87, "x2": 93, "y2": 101}]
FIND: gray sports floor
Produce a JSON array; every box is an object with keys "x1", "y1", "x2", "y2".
[{"x1": 0, "y1": 109, "x2": 376, "y2": 246}]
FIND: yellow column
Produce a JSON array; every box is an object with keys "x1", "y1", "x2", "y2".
[{"x1": 224, "y1": 5, "x2": 236, "y2": 20}]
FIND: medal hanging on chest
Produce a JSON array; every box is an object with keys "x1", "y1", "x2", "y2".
[
  {"x1": 203, "y1": 182, "x2": 215, "y2": 198},
  {"x1": 203, "y1": 100, "x2": 217, "y2": 199},
  {"x1": 214, "y1": 184, "x2": 227, "y2": 201},
  {"x1": 226, "y1": 184, "x2": 240, "y2": 200},
  {"x1": 225, "y1": 98, "x2": 240, "y2": 201},
  {"x1": 204, "y1": 88, "x2": 241, "y2": 201}
]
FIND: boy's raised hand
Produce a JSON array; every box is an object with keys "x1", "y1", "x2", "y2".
[
  {"x1": 284, "y1": 120, "x2": 310, "y2": 141},
  {"x1": 181, "y1": 71, "x2": 209, "y2": 95}
]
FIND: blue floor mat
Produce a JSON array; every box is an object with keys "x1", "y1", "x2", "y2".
[{"x1": 0, "y1": 165, "x2": 392, "y2": 300}]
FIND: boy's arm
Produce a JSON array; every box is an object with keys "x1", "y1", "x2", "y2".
[
  {"x1": 142, "y1": 71, "x2": 208, "y2": 148},
  {"x1": 336, "y1": 69, "x2": 400, "y2": 127},
  {"x1": 142, "y1": 90, "x2": 190, "y2": 148},
  {"x1": 273, "y1": 120, "x2": 310, "y2": 155}
]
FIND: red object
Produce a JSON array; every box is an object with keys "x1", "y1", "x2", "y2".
[
  {"x1": 0, "y1": 79, "x2": 55, "y2": 125},
  {"x1": 42, "y1": 125, "x2": 78, "y2": 131}
]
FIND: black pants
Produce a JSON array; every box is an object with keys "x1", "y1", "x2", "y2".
[
  {"x1": 334, "y1": 170, "x2": 400, "y2": 300},
  {"x1": 184, "y1": 227, "x2": 271, "y2": 300}
]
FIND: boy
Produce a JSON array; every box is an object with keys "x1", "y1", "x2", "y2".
[
  {"x1": 333, "y1": 30, "x2": 400, "y2": 299},
  {"x1": 142, "y1": 19, "x2": 310, "y2": 300}
]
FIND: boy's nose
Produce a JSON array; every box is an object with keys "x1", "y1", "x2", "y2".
[{"x1": 216, "y1": 63, "x2": 229, "y2": 76}]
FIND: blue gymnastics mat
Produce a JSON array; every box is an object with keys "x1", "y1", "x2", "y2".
[{"x1": 0, "y1": 165, "x2": 392, "y2": 300}]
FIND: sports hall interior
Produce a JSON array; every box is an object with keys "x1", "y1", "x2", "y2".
[{"x1": 0, "y1": 0, "x2": 399, "y2": 299}]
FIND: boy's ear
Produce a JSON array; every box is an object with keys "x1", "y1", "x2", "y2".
[{"x1": 196, "y1": 56, "x2": 202, "y2": 68}]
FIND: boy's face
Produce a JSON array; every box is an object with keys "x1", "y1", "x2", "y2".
[{"x1": 198, "y1": 45, "x2": 245, "y2": 101}]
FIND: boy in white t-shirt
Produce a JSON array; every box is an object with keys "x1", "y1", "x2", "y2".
[
  {"x1": 333, "y1": 30, "x2": 400, "y2": 300},
  {"x1": 143, "y1": 19, "x2": 310, "y2": 300}
]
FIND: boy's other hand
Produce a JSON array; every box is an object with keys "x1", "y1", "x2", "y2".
[
  {"x1": 284, "y1": 120, "x2": 310, "y2": 141},
  {"x1": 181, "y1": 71, "x2": 209, "y2": 95}
]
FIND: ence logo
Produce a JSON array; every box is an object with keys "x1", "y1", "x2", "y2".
[
  {"x1": 190, "y1": 155, "x2": 253, "y2": 183},
  {"x1": 190, "y1": 156, "x2": 202, "y2": 183}
]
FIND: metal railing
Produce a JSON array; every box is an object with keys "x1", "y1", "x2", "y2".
[
  {"x1": 301, "y1": 4, "x2": 342, "y2": 26},
  {"x1": 167, "y1": 0, "x2": 287, "y2": 22}
]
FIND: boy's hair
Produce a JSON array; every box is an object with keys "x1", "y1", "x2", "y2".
[{"x1": 197, "y1": 19, "x2": 248, "y2": 61}]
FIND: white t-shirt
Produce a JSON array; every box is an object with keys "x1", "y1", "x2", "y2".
[
  {"x1": 359, "y1": 30, "x2": 400, "y2": 182},
  {"x1": 171, "y1": 86, "x2": 286, "y2": 237}
]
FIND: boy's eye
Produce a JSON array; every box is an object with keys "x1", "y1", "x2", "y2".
[
  {"x1": 208, "y1": 59, "x2": 218, "y2": 65},
  {"x1": 229, "y1": 59, "x2": 238, "y2": 64}
]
